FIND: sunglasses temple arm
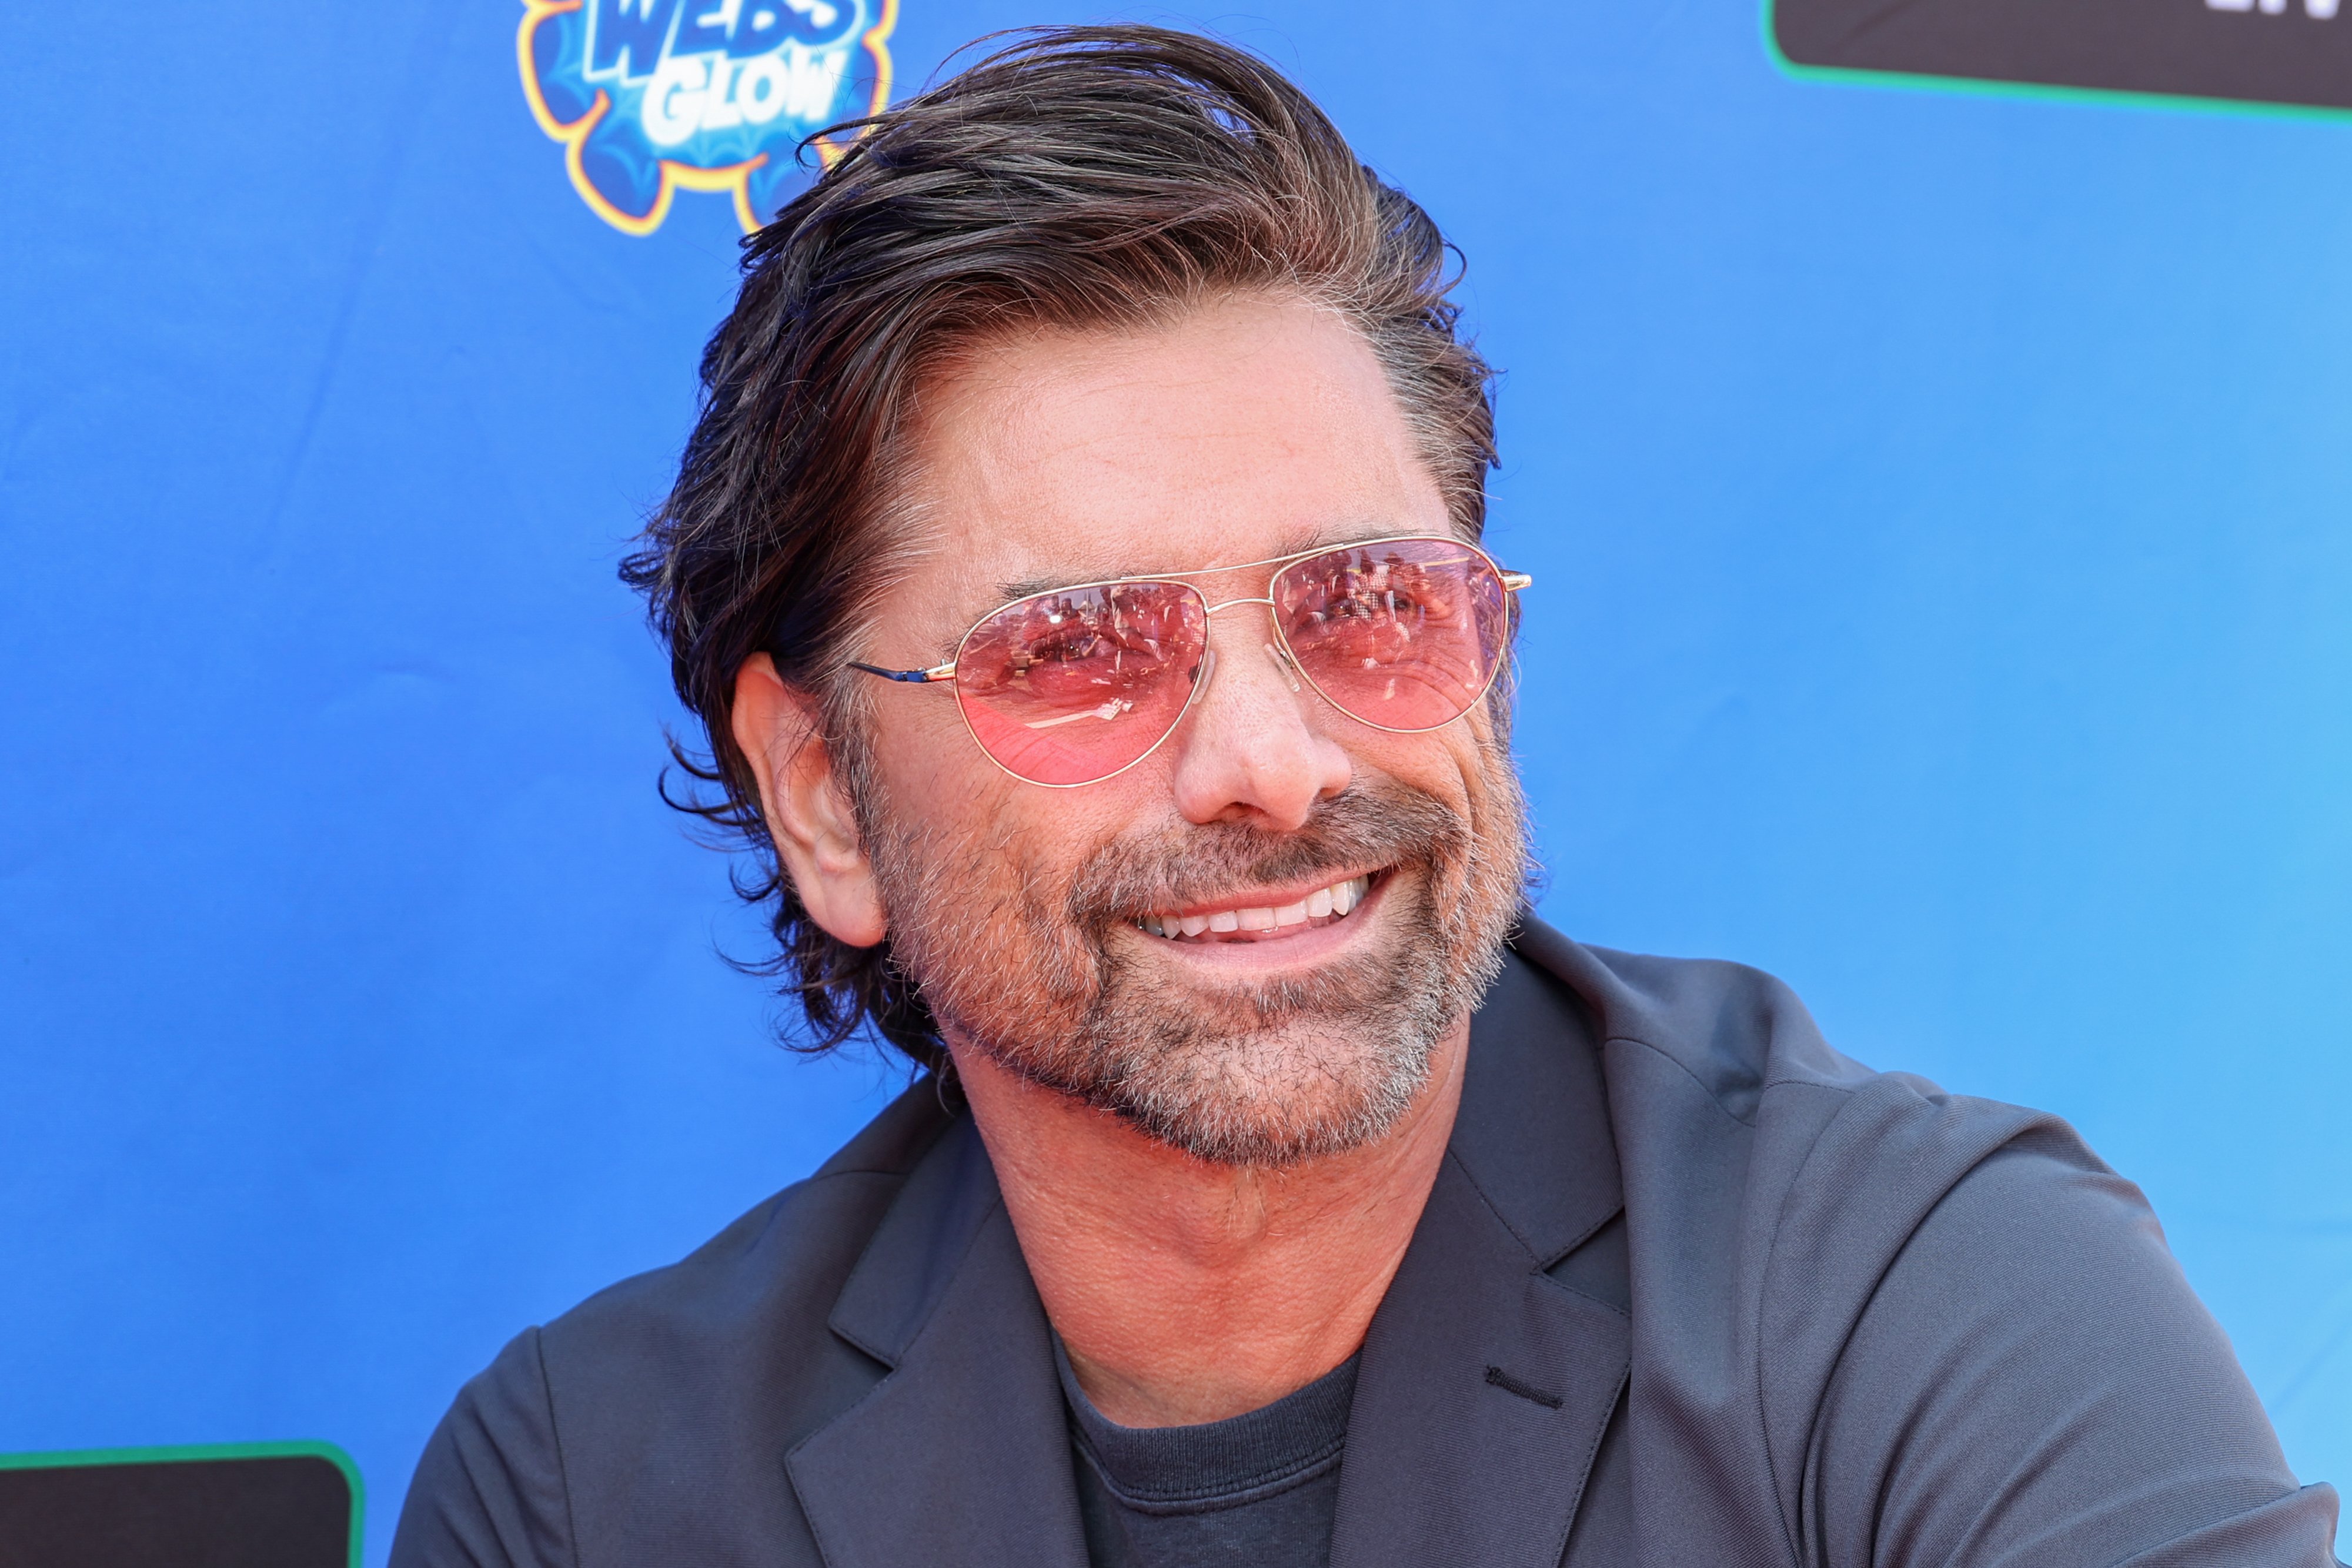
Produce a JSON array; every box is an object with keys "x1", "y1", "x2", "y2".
[{"x1": 848, "y1": 660, "x2": 958, "y2": 684}]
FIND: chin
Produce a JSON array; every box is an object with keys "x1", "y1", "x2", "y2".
[{"x1": 1054, "y1": 975, "x2": 1459, "y2": 1167}]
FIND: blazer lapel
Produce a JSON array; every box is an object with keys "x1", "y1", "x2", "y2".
[
  {"x1": 786, "y1": 1116, "x2": 1091, "y2": 1568},
  {"x1": 1328, "y1": 941, "x2": 1631, "y2": 1568}
]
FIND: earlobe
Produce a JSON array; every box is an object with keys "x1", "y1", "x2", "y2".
[{"x1": 730, "y1": 655, "x2": 889, "y2": 948}]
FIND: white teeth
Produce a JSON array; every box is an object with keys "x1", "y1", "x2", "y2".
[{"x1": 1144, "y1": 874, "x2": 1375, "y2": 940}]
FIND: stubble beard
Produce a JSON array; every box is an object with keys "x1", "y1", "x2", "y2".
[{"x1": 860, "y1": 747, "x2": 1529, "y2": 1168}]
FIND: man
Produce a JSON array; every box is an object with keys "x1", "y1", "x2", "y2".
[{"x1": 392, "y1": 26, "x2": 2340, "y2": 1568}]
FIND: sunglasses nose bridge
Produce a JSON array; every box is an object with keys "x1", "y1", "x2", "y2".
[
  {"x1": 1196, "y1": 594, "x2": 1300, "y2": 690},
  {"x1": 1178, "y1": 593, "x2": 1315, "y2": 712}
]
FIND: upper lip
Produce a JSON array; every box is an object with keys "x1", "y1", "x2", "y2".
[{"x1": 1142, "y1": 867, "x2": 1383, "y2": 921}]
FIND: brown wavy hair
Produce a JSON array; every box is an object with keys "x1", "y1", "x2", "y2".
[{"x1": 619, "y1": 24, "x2": 1498, "y2": 1069}]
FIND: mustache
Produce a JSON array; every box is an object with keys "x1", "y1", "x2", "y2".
[{"x1": 1063, "y1": 781, "x2": 1471, "y2": 926}]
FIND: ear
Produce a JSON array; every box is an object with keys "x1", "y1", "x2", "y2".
[{"x1": 730, "y1": 654, "x2": 888, "y2": 948}]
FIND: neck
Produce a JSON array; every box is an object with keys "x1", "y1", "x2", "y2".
[{"x1": 948, "y1": 1019, "x2": 1468, "y2": 1429}]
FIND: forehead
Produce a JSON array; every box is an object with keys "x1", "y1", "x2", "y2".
[{"x1": 896, "y1": 295, "x2": 1448, "y2": 600}]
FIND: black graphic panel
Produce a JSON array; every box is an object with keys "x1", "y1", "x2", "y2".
[
  {"x1": 0, "y1": 1450, "x2": 356, "y2": 1568},
  {"x1": 1773, "y1": 0, "x2": 2352, "y2": 112}
]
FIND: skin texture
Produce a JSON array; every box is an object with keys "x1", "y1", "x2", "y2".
[{"x1": 730, "y1": 295, "x2": 1521, "y2": 1426}]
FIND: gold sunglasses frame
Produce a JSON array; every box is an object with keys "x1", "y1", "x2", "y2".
[{"x1": 848, "y1": 533, "x2": 1534, "y2": 789}]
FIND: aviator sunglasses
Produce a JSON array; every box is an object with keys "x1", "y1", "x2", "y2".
[{"x1": 850, "y1": 534, "x2": 1533, "y2": 787}]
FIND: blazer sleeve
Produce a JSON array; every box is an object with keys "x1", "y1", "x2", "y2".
[
  {"x1": 1802, "y1": 1130, "x2": 2342, "y2": 1567},
  {"x1": 389, "y1": 1328, "x2": 577, "y2": 1568}
]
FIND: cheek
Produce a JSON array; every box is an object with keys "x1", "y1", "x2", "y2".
[
  {"x1": 865, "y1": 695, "x2": 1131, "y2": 882},
  {"x1": 867, "y1": 684, "x2": 995, "y2": 807},
  {"x1": 1341, "y1": 721, "x2": 1489, "y2": 816},
  {"x1": 1451, "y1": 729, "x2": 1522, "y2": 846}
]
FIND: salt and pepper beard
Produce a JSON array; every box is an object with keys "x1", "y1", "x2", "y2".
[{"x1": 857, "y1": 745, "x2": 1529, "y2": 1168}]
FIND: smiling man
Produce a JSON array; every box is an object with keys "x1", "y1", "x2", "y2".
[{"x1": 390, "y1": 26, "x2": 2340, "y2": 1568}]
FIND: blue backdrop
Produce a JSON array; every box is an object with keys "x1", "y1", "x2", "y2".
[{"x1": 3, "y1": 5, "x2": 2345, "y2": 1563}]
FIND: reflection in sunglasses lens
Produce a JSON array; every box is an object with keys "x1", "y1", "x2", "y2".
[
  {"x1": 955, "y1": 581, "x2": 1208, "y2": 785},
  {"x1": 1275, "y1": 540, "x2": 1506, "y2": 731}
]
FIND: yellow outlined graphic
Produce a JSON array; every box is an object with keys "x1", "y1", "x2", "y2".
[{"x1": 518, "y1": 0, "x2": 900, "y2": 236}]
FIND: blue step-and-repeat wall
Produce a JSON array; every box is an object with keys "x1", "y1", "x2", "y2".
[{"x1": 4, "y1": 4, "x2": 2346, "y2": 1562}]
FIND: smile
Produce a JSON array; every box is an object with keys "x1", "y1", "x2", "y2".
[{"x1": 1133, "y1": 874, "x2": 1376, "y2": 943}]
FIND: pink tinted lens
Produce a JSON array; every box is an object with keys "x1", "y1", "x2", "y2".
[
  {"x1": 1274, "y1": 538, "x2": 1509, "y2": 730},
  {"x1": 953, "y1": 581, "x2": 1209, "y2": 785}
]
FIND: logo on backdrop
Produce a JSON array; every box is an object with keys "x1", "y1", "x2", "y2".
[
  {"x1": 1772, "y1": 0, "x2": 2352, "y2": 111},
  {"x1": 519, "y1": 0, "x2": 897, "y2": 236}
]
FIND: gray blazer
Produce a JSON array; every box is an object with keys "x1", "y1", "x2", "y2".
[{"x1": 391, "y1": 920, "x2": 2342, "y2": 1566}]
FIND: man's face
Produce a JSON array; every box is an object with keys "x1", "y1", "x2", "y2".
[{"x1": 847, "y1": 294, "x2": 1526, "y2": 1165}]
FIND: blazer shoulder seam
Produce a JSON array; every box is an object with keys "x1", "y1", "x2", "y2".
[
  {"x1": 2109, "y1": 1484, "x2": 2329, "y2": 1566},
  {"x1": 1601, "y1": 1032, "x2": 1766, "y2": 1129},
  {"x1": 1759, "y1": 1075, "x2": 1860, "y2": 1099}
]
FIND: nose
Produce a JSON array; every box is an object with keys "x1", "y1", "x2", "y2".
[{"x1": 1165, "y1": 602, "x2": 1352, "y2": 829}]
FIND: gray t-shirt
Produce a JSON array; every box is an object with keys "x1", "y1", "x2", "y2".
[{"x1": 1054, "y1": 1339, "x2": 1358, "y2": 1568}]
